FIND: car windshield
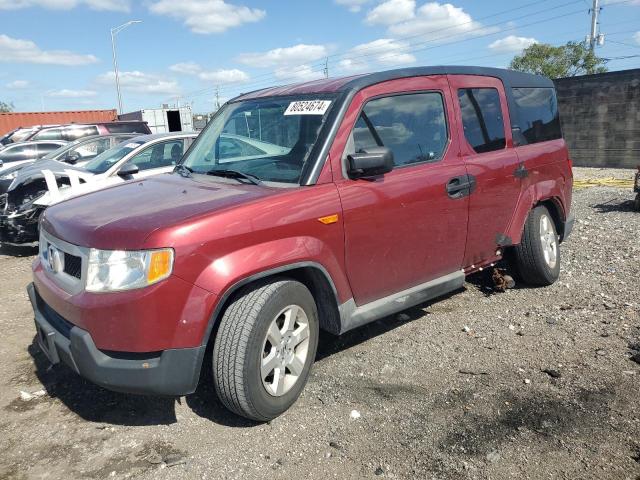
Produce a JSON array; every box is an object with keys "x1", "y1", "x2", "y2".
[
  {"x1": 182, "y1": 95, "x2": 336, "y2": 184},
  {"x1": 83, "y1": 141, "x2": 143, "y2": 174}
]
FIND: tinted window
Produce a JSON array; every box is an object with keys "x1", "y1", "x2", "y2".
[
  {"x1": 458, "y1": 88, "x2": 506, "y2": 154},
  {"x1": 36, "y1": 143, "x2": 64, "y2": 157},
  {"x1": 352, "y1": 92, "x2": 448, "y2": 166},
  {"x1": 105, "y1": 123, "x2": 148, "y2": 134},
  {"x1": 32, "y1": 128, "x2": 65, "y2": 141},
  {"x1": 0, "y1": 144, "x2": 35, "y2": 163},
  {"x1": 512, "y1": 88, "x2": 561, "y2": 145},
  {"x1": 126, "y1": 139, "x2": 185, "y2": 171},
  {"x1": 63, "y1": 126, "x2": 99, "y2": 141}
]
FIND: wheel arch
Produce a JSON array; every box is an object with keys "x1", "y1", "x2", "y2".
[{"x1": 201, "y1": 262, "x2": 343, "y2": 349}]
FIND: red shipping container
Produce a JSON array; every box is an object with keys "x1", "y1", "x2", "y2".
[{"x1": 0, "y1": 110, "x2": 118, "y2": 136}]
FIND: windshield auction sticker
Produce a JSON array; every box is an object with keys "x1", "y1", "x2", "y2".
[{"x1": 284, "y1": 100, "x2": 332, "y2": 116}]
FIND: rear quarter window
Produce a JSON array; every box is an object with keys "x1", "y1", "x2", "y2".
[
  {"x1": 105, "y1": 123, "x2": 149, "y2": 134},
  {"x1": 458, "y1": 88, "x2": 506, "y2": 154},
  {"x1": 512, "y1": 87, "x2": 562, "y2": 145}
]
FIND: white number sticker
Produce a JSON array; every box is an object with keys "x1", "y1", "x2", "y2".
[{"x1": 284, "y1": 100, "x2": 332, "y2": 116}]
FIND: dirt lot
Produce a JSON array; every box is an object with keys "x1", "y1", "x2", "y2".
[{"x1": 0, "y1": 167, "x2": 638, "y2": 480}]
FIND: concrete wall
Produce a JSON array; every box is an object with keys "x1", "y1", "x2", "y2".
[{"x1": 554, "y1": 69, "x2": 640, "y2": 169}]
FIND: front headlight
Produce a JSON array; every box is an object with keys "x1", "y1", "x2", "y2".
[{"x1": 86, "y1": 248, "x2": 174, "y2": 292}]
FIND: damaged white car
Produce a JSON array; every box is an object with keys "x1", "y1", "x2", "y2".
[{"x1": 0, "y1": 133, "x2": 197, "y2": 245}]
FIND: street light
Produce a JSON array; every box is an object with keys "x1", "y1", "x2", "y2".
[{"x1": 110, "y1": 20, "x2": 142, "y2": 115}]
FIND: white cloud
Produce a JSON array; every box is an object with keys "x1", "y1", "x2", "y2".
[
  {"x1": 169, "y1": 62, "x2": 248, "y2": 84},
  {"x1": 169, "y1": 62, "x2": 203, "y2": 75},
  {"x1": 273, "y1": 65, "x2": 323, "y2": 82},
  {"x1": 634, "y1": 31, "x2": 640, "y2": 44},
  {"x1": 488, "y1": 35, "x2": 538, "y2": 53},
  {"x1": 338, "y1": 38, "x2": 416, "y2": 73},
  {"x1": 0, "y1": 0, "x2": 130, "y2": 11},
  {"x1": 335, "y1": 0, "x2": 370, "y2": 12},
  {"x1": 237, "y1": 44, "x2": 329, "y2": 68},
  {"x1": 6, "y1": 80, "x2": 29, "y2": 89},
  {"x1": 97, "y1": 71, "x2": 180, "y2": 95},
  {"x1": 47, "y1": 89, "x2": 97, "y2": 98},
  {"x1": 198, "y1": 68, "x2": 249, "y2": 83},
  {"x1": 0, "y1": 34, "x2": 98, "y2": 65},
  {"x1": 148, "y1": 0, "x2": 265, "y2": 34},
  {"x1": 365, "y1": 0, "x2": 415, "y2": 26},
  {"x1": 367, "y1": 1, "x2": 496, "y2": 41}
]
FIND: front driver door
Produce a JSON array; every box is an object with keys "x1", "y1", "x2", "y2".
[{"x1": 333, "y1": 76, "x2": 469, "y2": 306}]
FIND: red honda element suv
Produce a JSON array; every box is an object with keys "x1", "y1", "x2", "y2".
[{"x1": 29, "y1": 67, "x2": 574, "y2": 421}]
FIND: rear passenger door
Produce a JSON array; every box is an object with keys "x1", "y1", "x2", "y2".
[
  {"x1": 448, "y1": 75, "x2": 522, "y2": 267},
  {"x1": 335, "y1": 76, "x2": 469, "y2": 306}
]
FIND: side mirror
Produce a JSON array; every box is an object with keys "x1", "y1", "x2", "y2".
[
  {"x1": 117, "y1": 163, "x2": 139, "y2": 178},
  {"x1": 65, "y1": 153, "x2": 80, "y2": 164},
  {"x1": 347, "y1": 147, "x2": 394, "y2": 179}
]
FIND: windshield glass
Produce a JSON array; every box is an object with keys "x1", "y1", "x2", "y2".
[
  {"x1": 42, "y1": 141, "x2": 78, "y2": 160},
  {"x1": 83, "y1": 141, "x2": 143, "y2": 174},
  {"x1": 182, "y1": 95, "x2": 336, "y2": 184}
]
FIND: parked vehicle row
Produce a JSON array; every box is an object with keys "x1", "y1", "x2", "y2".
[
  {"x1": 0, "y1": 132, "x2": 196, "y2": 245},
  {"x1": 26, "y1": 66, "x2": 574, "y2": 422}
]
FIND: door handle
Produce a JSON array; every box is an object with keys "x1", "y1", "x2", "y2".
[{"x1": 446, "y1": 174, "x2": 476, "y2": 198}]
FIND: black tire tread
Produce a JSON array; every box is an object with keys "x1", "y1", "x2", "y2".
[
  {"x1": 513, "y1": 205, "x2": 560, "y2": 286},
  {"x1": 213, "y1": 279, "x2": 290, "y2": 421}
]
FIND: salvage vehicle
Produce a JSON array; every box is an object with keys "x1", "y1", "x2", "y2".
[
  {"x1": 0, "y1": 126, "x2": 58, "y2": 147},
  {"x1": 0, "y1": 132, "x2": 196, "y2": 245},
  {"x1": 0, "y1": 140, "x2": 68, "y2": 175},
  {"x1": 28, "y1": 66, "x2": 574, "y2": 421},
  {"x1": 0, "y1": 134, "x2": 138, "y2": 194}
]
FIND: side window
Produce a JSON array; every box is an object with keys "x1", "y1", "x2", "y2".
[
  {"x1": 63, "y1": 126, "x2": 99, "y2": 141},
  {"x1": 127, "y1": 139, "x2": 185, "y2": 171},
  {"x1": 32, "y1": 128, "x2": 64, "y2": 141},
  {"x1": 352, "y1": 92, "x2": 448, "y2": 166},
  {"x1": 106, "y1": 123, "x2": 147, "y2": 134},
  {"x1": 35, "y1": 143, "x2": 63, "y2": 158},
  {"x1": 0, "y1": 145, "x2": 34, "y2": 163},
  {"x1": 458, "y1": 88, "x2": 506, "y2": 154},
  {"x1": 512, "y1": 88, "x2": 562, "y2": 145}
]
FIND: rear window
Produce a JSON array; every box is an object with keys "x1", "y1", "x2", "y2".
[
  {"x1": 458, "y1": 88, "x2": 506, "y2": 154},
  {"x1": 104, "y1": 123, "x2": 149, "y2": 134},
  {"x1": 512, "y1": 87, "x2": 562, "y2": 145}
]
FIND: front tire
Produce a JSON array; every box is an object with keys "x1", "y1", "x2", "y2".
[
  {"x1": 212, "y1": 278, "x2": 319, "y2": 421},
  {"x1": 513, "y1": 205, "x2": 561, "y2": 286}
]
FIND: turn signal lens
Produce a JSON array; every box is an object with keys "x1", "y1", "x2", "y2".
[{"x1": 147, "y1": 249, "x2": 174, "y2": 284}]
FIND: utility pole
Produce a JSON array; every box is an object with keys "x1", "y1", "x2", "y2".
[
  {"x1": 110, "y1": 20, "x2": 142, "y2": 115},
  {"x1": 588, "y1": 0, "x2": 600, "y2": 51},
  {"x1": 323, "y1": 57, "x2": 329, "y2": 79}
]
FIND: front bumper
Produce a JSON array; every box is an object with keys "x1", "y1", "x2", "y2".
[
  {"x1": 28, "y1": 283, "x2": 206, "y2": 396},
  {"x1": 0, "y1": 205, "x2": 40, "y2": 245}
]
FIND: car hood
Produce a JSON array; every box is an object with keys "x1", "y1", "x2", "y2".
[
  {"x1": 42, "y1": 173, "x2": 282, "y2": 249},
  {"x1": 9, "y1": 159, "x2": 87, "y2": 190}
]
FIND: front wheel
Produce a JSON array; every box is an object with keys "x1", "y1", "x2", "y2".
[
  {"x1": 212, "y1": 278, "x2": 319, "y2": 421},
  {"x1": 634, "y1": 193, "x2": 640, "y2": 212},
  {"x1": 512, "y1": 205, "x2": 561, "y2": 286}
]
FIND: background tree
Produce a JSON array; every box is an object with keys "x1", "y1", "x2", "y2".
[
  {"x1": 510, "y1": 41, "x2": 608, "y2": 79},
  {"x1": 0, "y1": 101, "x2": 14, "y2": 113}
]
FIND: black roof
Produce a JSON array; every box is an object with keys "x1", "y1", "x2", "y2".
[{"x1": 340, "y1": 66, "x2": 554, "y2": 93}]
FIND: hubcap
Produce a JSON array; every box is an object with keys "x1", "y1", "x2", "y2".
[
  {"x1": 539, "y1": 214, "x2": 558, "y2": 269},
  {"x1": 261, "y1": 305, "x2": 310, "y2": 397}
]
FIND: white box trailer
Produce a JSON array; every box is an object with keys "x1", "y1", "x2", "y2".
[{"x1": 119, "y1": 106, "x2": 193, "y2": 134}]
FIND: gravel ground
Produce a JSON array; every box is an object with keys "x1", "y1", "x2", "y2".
[{"x1": 0, "y1": 167, "x2": 638, "y2": 480}]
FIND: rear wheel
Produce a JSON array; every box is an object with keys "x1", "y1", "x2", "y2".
[
  {"x1": 634, "y1": 193, "x2": 640, "y2": 212},
  {"x1": 212, "y1": 278, "x2": 319, "y2": 421},
  {"x1": 512, "y1": 205, "x2": 561, "y2": 286}
]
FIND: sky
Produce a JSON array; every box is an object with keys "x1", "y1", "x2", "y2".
[{"x1": 0, "y1": 0, "x2": 638, "y2": 114}]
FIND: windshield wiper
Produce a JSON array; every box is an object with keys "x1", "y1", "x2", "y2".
[
  {"x1": 205, "y1": 168, "x2": 262, "y2": 185},
  {"x1": 174, "y1": 163, "x2": 193, "y2": 178}
]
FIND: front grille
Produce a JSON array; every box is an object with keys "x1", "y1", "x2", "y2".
[{"x1": 63, "y1": 253, "x2": 82, "y2": 279}]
